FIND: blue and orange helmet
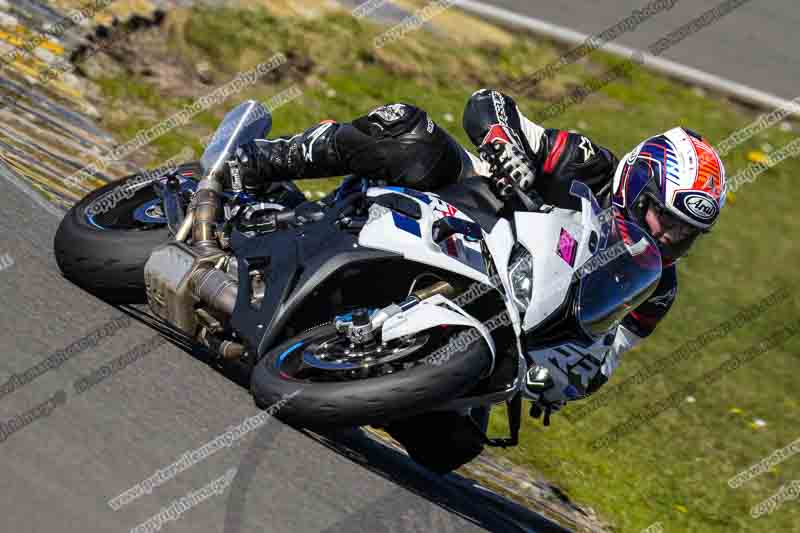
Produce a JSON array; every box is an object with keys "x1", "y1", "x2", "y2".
[{"x1": 612, "y1": 127, "x2": 727, "y2": 262}]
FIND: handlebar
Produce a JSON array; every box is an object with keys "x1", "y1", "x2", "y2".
[{"x1": 491, "y1": 173, "x2": 544, "y2": 212}]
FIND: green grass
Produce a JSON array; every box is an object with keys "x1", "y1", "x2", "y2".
[{"x1": 83, "y1": 6, "x2": 800, "y2": 532}]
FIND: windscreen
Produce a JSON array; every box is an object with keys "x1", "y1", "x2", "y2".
[
  {"x1": 200, "y1": 100, "x2": 272, "y2": 179},
  {"x1": 576, "y1": 217, "x2": 662, "y2": 337}
]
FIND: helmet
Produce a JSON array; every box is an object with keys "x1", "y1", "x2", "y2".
[{"x1": 612, "y1": 127, "x2": 726, "y2": 263}]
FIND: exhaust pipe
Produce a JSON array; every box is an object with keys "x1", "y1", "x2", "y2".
[
  {"x1": 191, "y1": 266, "x2": 238, "y2": 316},
  {"x1": 187, "y1": 176, "x2": 239, "y2": 315},
  {"x1": 192, "y1": 177, "x2": 223, "y2": 251}
]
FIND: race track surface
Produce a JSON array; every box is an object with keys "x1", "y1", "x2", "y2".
[
  {"x1": 482, "y1": 0, "x2": 799, "y2": 101},
  {"x1": 0, "y1": 171, "x2": 570, "y2": 532}
]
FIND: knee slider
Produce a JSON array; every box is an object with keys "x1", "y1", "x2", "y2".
[
  {"x1": 354, "y1": 103, "x2": 428, "y2": 138},
  {"x1": 344, "y1": 103, "x2": 462, "y2": 188}
]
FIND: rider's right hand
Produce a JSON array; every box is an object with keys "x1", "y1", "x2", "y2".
[{"x1": 478, "y1": 140, "x2": 536, "y2": 197}]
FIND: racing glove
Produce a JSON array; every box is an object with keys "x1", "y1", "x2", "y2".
[
  {"x1": 523, "y1": 365, "x2": 568, "y2": 426},
  {"x1": 478, "y1": 140, "x2": 536, "y2": 198},
  {"x1": 221, "y1": 142, "x2": 272, "y2": 194}
]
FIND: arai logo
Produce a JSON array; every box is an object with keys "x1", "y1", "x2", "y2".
[{"x1": 683, "y1": 194, "x2": 718, "y2": 220}]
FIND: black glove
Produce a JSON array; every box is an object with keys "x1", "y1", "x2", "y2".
[
  {"x1": 221, "y1": 142, "x2": 269, "y2": 193},
  {"x1": 524, "y1": 364, "x2": 567, "y2": 426},
  {"x1": 478, "y1": 141, "x2": 536, "y2": 198},
  {"x1": 529, "y1": 402, "x2": 562, "y2": 427}
]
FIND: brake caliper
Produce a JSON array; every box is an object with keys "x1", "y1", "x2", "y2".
[{"x1": 334, "y1": 308, "x2": 377, "y2": 346}]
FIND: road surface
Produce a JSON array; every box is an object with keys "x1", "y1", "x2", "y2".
[
  {"x1": 0, "y1": 168, "x2": 574, "y2": 532},
  {"x1": 481, "y1": 0, "x2": 799, "y2": 101}
]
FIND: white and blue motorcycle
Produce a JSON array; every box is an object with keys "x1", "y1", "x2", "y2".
[{"x1": 55, "y1": 102, "x2": 662, "y2": 472}]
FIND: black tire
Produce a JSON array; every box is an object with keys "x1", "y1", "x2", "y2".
[
  {"x1": 251, "y1": 323, "x2": 492, "y2": 428},
  {"x1": 383, "y1": 411, "x2": 486, "y2": 474},
  {"x1": 54, "y1": 163, "x2": 200, "y2": 303}
]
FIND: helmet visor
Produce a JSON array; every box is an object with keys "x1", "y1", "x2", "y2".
[{"x1": 646, "y1": 201, "x2": 704, "y2": 260}]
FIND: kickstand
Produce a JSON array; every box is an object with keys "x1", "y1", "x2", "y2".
[{"x1": 481, "y1": 393, "x2": 521, "y2": 448}]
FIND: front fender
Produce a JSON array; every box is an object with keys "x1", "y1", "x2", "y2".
[{"x1": 381, "y1": 294, "x2": 497, "y2": 374}]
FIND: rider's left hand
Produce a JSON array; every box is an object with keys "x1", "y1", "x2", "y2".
[
  {"x1": 529, "y1": 401, "x2": 564, "y2": 426},
  {"x1": 220, "y1": 142, "x2": 268, "y2": 193}
]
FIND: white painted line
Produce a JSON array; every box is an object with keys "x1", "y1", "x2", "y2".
[{"x1": 456, "y1": 0, "x2": 799, "y2": 114}]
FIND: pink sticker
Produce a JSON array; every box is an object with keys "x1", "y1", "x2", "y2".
[{"x1": 556, "y1": 228, "x2": 578, "y2": 267}]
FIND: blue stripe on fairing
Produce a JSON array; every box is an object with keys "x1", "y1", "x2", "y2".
[
  {"x1": 381, "y1": 186, "x2": 432, "y2": 204},
  {"x1": 392, "y1": 211, "x2": 421, "y2": 237},
  {"x1": 462, "y1": 244, "x2": 488, "y2": 274},
  {"x1": 400, "y1": 188, "x2": 432, "y2": 204},
  {"x1": 275, "y1": 341, "x2": 305, "y2": 368}
]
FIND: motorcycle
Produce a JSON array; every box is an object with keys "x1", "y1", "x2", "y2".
[{"x1": 55, "y1": 101, "x2": 662, "y2": 473}]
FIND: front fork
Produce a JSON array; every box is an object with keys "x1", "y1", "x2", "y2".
[
  {"x1": 336, "y1": 282, "x2": 524, "y2": 446},
  {"x1": 333, "y1": 281, "x2": 456, "y2": 345}
]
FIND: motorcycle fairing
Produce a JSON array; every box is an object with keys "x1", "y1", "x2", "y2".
[
  {"x1": 514, "y1": 207, "x2": 585, "y2": 332},
  {"x1": 358, "y1": 187, "x2": 491, "y2": 285},
  {"x1": 515, "y1": 183, "x2": 606, "y2": 333},
  {"x1": 229, "y1": 196, "x2": 401, "y2": 358},
  {"x1": 381, "y1": 293, "x2": 497, "y2": 374}
]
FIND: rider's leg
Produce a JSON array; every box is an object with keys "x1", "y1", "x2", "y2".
[{"x1": 241, "y1": 104, "x2": 466, "y2": 193}]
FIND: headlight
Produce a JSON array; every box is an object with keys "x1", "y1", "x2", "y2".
[{"x1": 508, "y1": 244, "x2": 534, "y2": 312}]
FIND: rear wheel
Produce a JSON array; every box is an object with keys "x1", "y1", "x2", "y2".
[
  {"x1": 250, "y1": 322, "x2": 492, "y2": 428},
  {"x1": 53, "y1": 164, "x2": 200, "y2": 303},
  {"x1": 55, "y1": 164, "x2": 308, "y2": 303}
]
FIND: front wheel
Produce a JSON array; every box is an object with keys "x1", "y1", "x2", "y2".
[{"x1": 250, "y1": 322, "x2": 492, "y2": 428}]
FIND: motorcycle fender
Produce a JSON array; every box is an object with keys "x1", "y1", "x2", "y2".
[{"x1": 381, "y1": 295, "x2": 496, "y2": 373}]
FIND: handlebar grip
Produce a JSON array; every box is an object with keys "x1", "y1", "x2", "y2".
[{"x1": 493, "y1": 176, "x2": 515, "y2": 199}]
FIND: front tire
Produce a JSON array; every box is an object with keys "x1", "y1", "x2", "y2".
[{"x1": 251, "y1": 323, "x2": 492, "y2": 428}]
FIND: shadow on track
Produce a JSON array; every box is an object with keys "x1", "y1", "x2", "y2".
[{"x1": 113, "y1": 302, "x2": 571, "y2": 533}]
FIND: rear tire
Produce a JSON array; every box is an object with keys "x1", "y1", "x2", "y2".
[
  {"x1": 251, "y1": 323, "x2": 492, "y2": 428},
  {"x1": 54, "y1": 163, "x2": 199, "y2": 303}
]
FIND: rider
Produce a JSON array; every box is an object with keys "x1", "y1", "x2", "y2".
[{"x1": 225, "y1": 89, "x2": 727, "y2": 413}]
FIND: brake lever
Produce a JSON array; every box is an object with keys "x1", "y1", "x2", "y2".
[
  {"x1": 513, "y1": 183, "x2": 542, "y2": 212},
  {"x1": 490, "y1": 169, "x2": 543, "y2": 212}
]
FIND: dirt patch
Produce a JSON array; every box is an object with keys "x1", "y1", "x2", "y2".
[{"x1": 75, "y1": 8, "x2": 314, "y2": 102}]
